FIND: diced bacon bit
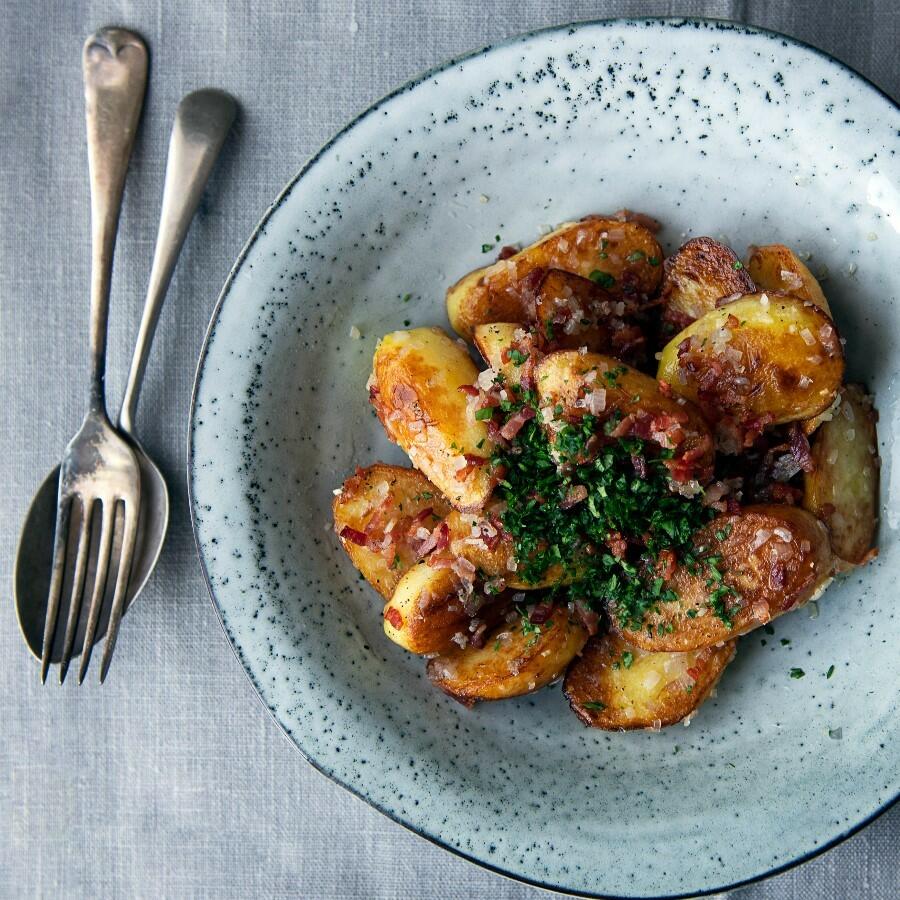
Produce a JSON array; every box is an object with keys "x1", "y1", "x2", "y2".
[
  {"x1": 789, "y1": 423, "x2": 815, "y2": 473},
  {"x1": 384, "y1": 607, "x2": 403, "y2": 629},
  {"x1": 612, "y1": 208, "x2": 662, "y2": 232},
  {"x1": 528, "y1": 601, "x2": 555, "y2": 625},
  {"x1": 339, "y1": 525, "x2": 369, "y2": 546},
  {"x1": 497, "y1": 245, "x2": 518, "y2": 261},
  {"x1": 560, "y1": 484, "x2": 588, "y2": 509},
  {"x1": 458, "y1": 384, "x2": 479, "y2": 397},
  {"x1": 455, "y1": 454, "x2": 488, "y2": 482},
  {"x1": 658, "y1": 379, "x2": 673, "y2": 398},
  {"x1": 417, "y1": 521, "x2": 450, "y2": 558},
  {"x1": 574, "y1": 602, "x2": 600, "y2": 635},
  {"x1": 606, "y1": 531, "x2": 628, "y2": 559},
  {"x1": 469, "y1": 620, "x2": 490, "y2": 648},
  {"x1": 657, "y1": 549, "x2": 677, "y2": 580},
  {"x1": 499, "y1": 406, "x2": 536, "y2": 440},
  {"x1": 769, "y1": 482, "x2": 803, "y2": 505}
]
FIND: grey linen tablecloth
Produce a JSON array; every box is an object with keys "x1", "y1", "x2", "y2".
[{"x1": 2, "y1": 1, "x2": 897, "y2": 897}]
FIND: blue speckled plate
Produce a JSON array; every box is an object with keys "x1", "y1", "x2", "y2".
[{"x1": 189, "y1": 19, "x2": 899, "y2": 899}]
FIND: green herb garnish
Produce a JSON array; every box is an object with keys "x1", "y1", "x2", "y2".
[
  {"x1": 475, "y1": 408, "x2": 494, "y2": 421},
  {"x1": 790, "y1": 667, "x2": 806, "y2": 679}
]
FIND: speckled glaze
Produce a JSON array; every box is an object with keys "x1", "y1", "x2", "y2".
[{"x1": 189, "y1": 19, "x2": 899, "y2": 899}]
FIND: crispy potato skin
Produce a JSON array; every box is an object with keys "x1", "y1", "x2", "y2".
[
  {"x1": 662, "y1": 237, "x2": 755, "y2": 327},
  {"x1": 614, "y1": 505, "x2": 833, "y2": 651},
  {"x1": 657, "y1": 294, "x2": 844, "y2": 431},
  {"x1": 383, "y1": 562, "x2": 509, "y2": 655},
  {"x1": 370, "y1": 328, "x2": 495, "y2": 511},
  {"x1": 446, "y1": 218, "x2": 662, "y2": 340},
  {"x1": 804, "y1": 385, "x2": 879, "y2": 564},
  {"x1": 332, "y1": 464, "x2": 451, "y2": 599},
  {"x1": 535, "y1": 351, "x2": 714, "y2": 482},
  {"x1": 427, "y1": 605, "x2": 588, "y2": 703},
  {"x1": 747, "y1": 244, "x2": 831, "y2": 316},
  {"x1": 564, "y1": 632, "x2": 735, "y2": 730}
]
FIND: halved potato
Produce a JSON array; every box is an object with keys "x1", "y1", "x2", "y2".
[
  {"x1": 383, "y1": 562, "x2": 509, "y2": 654},
  {"x1": 445, "y1": 507, "x2": 567, "y2": 590},
  {"x1": 747, "y1": 244, "x2": 831, "y2": 316},
  {"x1": 370, "y1": 328, "x2": 495, "y2": 511},
  {"x1": 564, "y1": 632, "x2": 736, "y2": 730},
  {"x1": 447, "y1": 217, "x2": 663, "y2": 340},
  {"x1": 657, "y1": 294, "x2": 844, "y2": 435},
  {"x1": 613, "y1": 504, "x2": 833, "y2": 652},
  {"x1": 661, "y1": 237, "x2": 755, "y2": 327},
  {"x1": 473, "y1": 322, "x2": 525, "y2": 384},
  {"x1": 535, "y1": 351, "x2": 714, "y2": 483},
  {"x1": 804, "y1": 384, "x2": 879, "y2": 565},
  {"x1": 332, "y1": 464, "x2": 451, "y2": 599},
  {"x1": 426, "y1": 604, "x2": 588, "y2": 704}
]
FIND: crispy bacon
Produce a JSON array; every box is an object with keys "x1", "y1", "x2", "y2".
[
  {"x1": 499, "y1": 406, "x2": 536, "y2": 440},
  {"x1": 574, "y1": 602, "x2": 600, "y2": 636},
  {"x1": 457, "y1": 384, "x2": 479, "y2": 397},
  {"x1": 497, "y1": 245, "x2": 518, "y2": 261},
  {"x1": 339, "y1": 525, "x2": 368, "y2": 546},
  {"x1": 417, "y1": 521, "x2": 450, "y2": 557},
  {"x1": 528, "y1": 601, "x2": 555, "y2": 625}
]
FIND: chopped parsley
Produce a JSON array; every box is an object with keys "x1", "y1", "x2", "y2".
[
  {"x1": 732, "y1": 260, "x2": 744, "y2": 270},
  {"x1": 402, "y1": 293, "x2": 412, "y2": 302},
  {"x1": 588, "y1": 270, "x2": 616, "y2": 289},
  {"x1": 790, "y1": 667, "x2": 806, "y2": 679},
  {"x1": 490, "y1": 400, "x2": 718, "y2": 631},
  {"x1": 621, "y1": 651, "x2": 634, "y2": 669},
  {"x1": 508, "y1": 348, "x2": 529, "y2": 366},
  {"x1": 648, "y1": 255, "x2": 661, "y2": 266},
  {"x1": 627, "y1": 249, "x2": 646, "y2": 262},
  {"x1": 582, "y1": 701, "x2": 606, "y2": 710},
  {"x1": 826, "y1": 665, "x2": 835, "y2": 679},
  {"x1": 780, "y1": 638, "x2": 791, "y2": 646},
  {"x1": 481, "y1": 243, "x2": 494, "y2": 253},
  {"x1": 474, "y1": 407, "x2": 494, "y2": 421}
]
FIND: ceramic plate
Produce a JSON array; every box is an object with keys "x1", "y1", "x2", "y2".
[{"x1": 189, "y1": 19, "x2": 899, "y2": 898}]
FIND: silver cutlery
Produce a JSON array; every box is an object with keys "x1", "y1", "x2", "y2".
[{"x1": 14, "y1": 29, "x2": 236, "y2": 682}]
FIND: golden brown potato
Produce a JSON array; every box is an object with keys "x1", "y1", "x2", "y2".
[
  {"x1": 445, "y1": 507, "x2": 567, "y2": 590},
  {"x1": 474, "y1": 322, "x2": 524, "y2": 383},
  {"x1": 370, "y1": 328, "x2": 496, "y2": 511},
  {"x1": 535, "y1": 351, "x2": 714, "y2": 484},
  {"x1": 383, "y1": 562, "x2": 510, "y2": 655},
  {"x1": 661, "y1": 237, "x2": 755, "y2": 328},
  {"x1": 613, "y1": 505, "x2": 833, "y2": 652},
  {"x1": 332, "y1": 464, "x2": 451, "y2": 599},
  {"x1": 564, "y1": 632, "x2": 736, "y2": 730},
  {"x1": 426, "y1": 604, "x2": 588, "y2": 704},
  {"x1": 747, "y1": 244, "x2": 831, "y2": 316},
  {"x1": 447, "y1": 217, "x2": 663, "y2": 340},
  {"x1": 657, "y1": 294, "x2": 844, "y2": 443},
  {"x1": 804, "y1": 385, "x2": 879, "y2": 565}
]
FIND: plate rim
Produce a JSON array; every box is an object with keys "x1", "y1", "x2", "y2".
[{"x1": 187, "y1": 16, "x2": 899, "y2": 899}]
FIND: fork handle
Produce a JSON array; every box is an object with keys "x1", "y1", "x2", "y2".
[
  {"x1": 119, "y1": 89, "x2": 236, "y2": 434},
  {"x1": 83, "y1": 28, "x2": 148, "y2": 413}
]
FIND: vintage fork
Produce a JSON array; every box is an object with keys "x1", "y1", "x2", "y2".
[{"x1": 40, "y1": 28, "x2": 148, "y2": 684}]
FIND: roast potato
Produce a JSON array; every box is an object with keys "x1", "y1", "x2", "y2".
[
  {"x1": 473, "y1": 323, "x2": 532, "y2": 387},
  {"x1": 804, "y1": 385, "x2": 879, "y2": 565},
  {"x1": 535, "y1": 351, "x2": 714, "y2": 484},
  {"x1": 445, "y1": 507, "x2": 567, "y2": 590},
  {"x1": 370, "y1": 327, "x2": 495, "y2": 511},
  {"x1": 447, "y1": 217, "x2": 663, "y2": 340},
  {"x1": 383, "y1": 562, "x2": 509, "y2": 654},
  {"x1": 661, "y1": 237, "x2": 755, "y2": 328},
  {"x1": 657, "y1": 294, "x2": 844, "y2": 440},
  {"x1": 332, "y1": 464, "x2": 451, "y2": 599},
  {"x1": 746, "y1": 244, "x2": 831, "y2": 316},
  {"x1": 564, "y1": 632, "x2": 736, "y2": 730},
  {"x1": 613, "y1": 504, "x2": 833, "y2": 651},
  {"x1": 426, "y1": 603, "x2": 589, "y2": 704}
]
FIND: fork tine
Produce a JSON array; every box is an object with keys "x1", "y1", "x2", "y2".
[
  {"x1": 40, "y1": 496, "x2": 72, "y2": 684},
  {"x1": 98, "y1": 499, "x2": 138, "y2": 683},
  {"x1": 76, "y1": 499, "x2": 116, "y2": 683},
  {"x1": 58, "y1": 498, "x2": 94, "y2": 684}
]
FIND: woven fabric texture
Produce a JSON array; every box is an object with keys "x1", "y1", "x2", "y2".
[{"x1": 1, "y1": 1, "x2": 897, "y2": 897}]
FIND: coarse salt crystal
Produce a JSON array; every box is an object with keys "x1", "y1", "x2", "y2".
[{"x1": 349, "y1": 325, "x2": 362, "y2": 339}]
